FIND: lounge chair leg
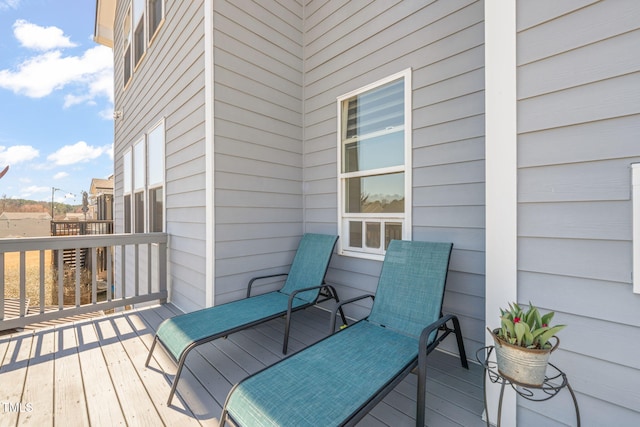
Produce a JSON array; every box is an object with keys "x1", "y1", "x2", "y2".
[
  {"x1": 417, "y1": 358, "x2": 427, "y2": 427},
  {"x1": 145, "y1": 336, "x2": 158, "y2": 367},
  {"x1": 283, "y1": 306, "x2": 293, "y2": 354},
  {"x1": 167, "y1": 352, "x2": 188, "y2": 406},
  {"x1": 325, "y1": 285, "x2": 347, "y2": 325},
  {"x1": 451, "y1": 316, "x2": 468, "y2": 369}
]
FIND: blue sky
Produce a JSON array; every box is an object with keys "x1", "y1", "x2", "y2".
[{"x1": 0, "y1": 0, "x2": 113, "y2": 203}]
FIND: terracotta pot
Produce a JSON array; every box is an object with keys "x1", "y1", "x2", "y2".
[{"x1": 490, "y1": 328, "x2": 559, "y2": 386}]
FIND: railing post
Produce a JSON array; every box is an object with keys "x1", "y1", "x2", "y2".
[{"x1": 158, "y1": 238, "x2": 167, "y2": 303}]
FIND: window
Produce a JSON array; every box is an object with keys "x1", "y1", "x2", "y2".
[
  {"x1": 123, "y1": 149, "x2": 132, "y2": 233},
  {"x1": 148, "y1": 0, "x2": 164, "y2": 41},
  {"x1": 123, "y1": 0, "x2": 165, "y2": 87},
  {"x1": 337, "y1": 69, "x2": 412, "y2": 259},
  {"x1": 133, "y1": 0, "x2": 145, "y2": 67},
  {"x1": 134, "y1": 138, "x2": 146, "y2": 233},
  {"x1": 123, "y1": 6, "x2": 132, "y2": 87},
  {"x1": 147, "y1": 120, "x2": 165, "y2": 232}
]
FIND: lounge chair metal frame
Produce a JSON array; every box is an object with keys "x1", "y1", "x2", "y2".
[
  {"x1": 219, "y1": 240, "x2": 468, "y2": 427},
  {"x1": 145, "y1": 234, "x2": 346, "y2": 405}
]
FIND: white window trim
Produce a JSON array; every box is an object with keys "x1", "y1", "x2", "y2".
[
  {"x1": 633, "y1": 163, "x2": 640, "y2": 294},
  {"x1": 336, "y1": 68, "x2": 412, "y2": 260},
  {"x1": 133, "y1": 137, "x2": 146, "y2": 233}
]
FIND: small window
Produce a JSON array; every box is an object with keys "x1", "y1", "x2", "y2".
[
  {"x1": 123, "y1": 6, "x2": 132, "y2": 87},
  {"x1": 133, "y1": 0, "x2": 145, "y2": 67},
  {"x1": 124, "y1": 194, "x2": 132, "y2": 233},
  {"x1": 134, "y1": 191, "x2": 145, "y2": 233},
  {"x1": 148, "y1": 0, "x2": 164, "y2": 41},
  {"x1": 337, "y1": 69, "x2": 412, "y2": 259}
]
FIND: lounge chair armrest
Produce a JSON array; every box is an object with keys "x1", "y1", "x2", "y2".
[
  {"x1": 418, "y1": 314, "x2": 454, "y2": 357},
  {"x1": 247, "y1": 273, "x2": 288, "y2": 298},
  {"x1": 329, "y1": 294, "x2": 375, "y2": 334}
]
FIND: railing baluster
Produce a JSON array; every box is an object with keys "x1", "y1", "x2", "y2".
[
  {"x1": 121, "y1": 244, "x2": 126, "y2": 300},
  {"x1": 39, "y1": 250, "x2": 45, "y2": 314},
  {"x1": 58, "y1": 249, "x2": 64, "y2": 310},
  {"x1": 135, "y1": 244, "x2": 139, "y2": 297},
  {"x1": 107, "y1": 246, "x2": 112, "y2": 301},
  {"x1": 92, "y1": 248, "x2": 97, "y2": 304},
  {"x1": 75, "y1": 248, "x2": 81, "y2": 308},
  {"x1": 147, "y1": 243, "x2": 152, "y2": 294},
  {"x1": 20, "y1": 251, "x2": 26, "y2": 317},
  {"x1": 0, "y1": 253, "x2": 4, "y2": 320}
]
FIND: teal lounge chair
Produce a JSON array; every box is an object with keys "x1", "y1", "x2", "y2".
[
  {"x1": 219, "y1": 240, "x2": 468, "y2": 427},
  {"x1": 146, "y1": 233, "x2": 346, "y2": 405}
]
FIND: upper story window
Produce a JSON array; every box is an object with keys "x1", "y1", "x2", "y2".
[
  {"x1": 133, "y1": 0, "x2": 145, "y2": 67},
  {"x1": 123, "y1": 0, "x2": 165, "y2": 89},
  {"x1": 123, "y1": 7, "x2": 132, "y2": 86},
  {"x1": 337, "y1": 69, "x2": 412, "y2": 260},
  {"x1": 148, "y1": 0, "x2": 164, "y2": 42}
]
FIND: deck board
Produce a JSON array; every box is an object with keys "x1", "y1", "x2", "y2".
[{"x1": 0, "y1": 303, "x2": 484, "y2": 427}]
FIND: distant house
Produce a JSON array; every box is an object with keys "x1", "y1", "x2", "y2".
[
  {"x1": 94, "y1": 1, "x2": 640, "y2": 424},
  {"x1": 89, "y1": 175, "x2": 114, "y2": 220},
  {"x1": 0, "y1": 212, "x2": 52, "y2": 238}
]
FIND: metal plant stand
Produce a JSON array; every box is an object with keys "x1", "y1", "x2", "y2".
[{"x1": 477, "y1": 346, "x2": 580, "y2": 427}]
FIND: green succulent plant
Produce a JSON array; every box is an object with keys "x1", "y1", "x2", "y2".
[{"x1": 496, "y1": 302, "x2": 566, "y2": 350}]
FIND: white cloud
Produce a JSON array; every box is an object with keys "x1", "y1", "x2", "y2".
[
  {"x1": 13, "y1": 19, "x2": 77, "y2": 51},
  {"x1": 0, "y1": 45, "x2": 113, "y2": 101},
  {"x1": 53, "y1": 171, "x2": 69, "y2": 180},
  {"x1": 0, "y1": 0, "x2": 21, "y2": 11},
  {"x1": 47, "y1": 141, "x2": 111, "y2": 166},
  {"x1": 0, "y1": 145, "x2": 39, "y2": 165}
]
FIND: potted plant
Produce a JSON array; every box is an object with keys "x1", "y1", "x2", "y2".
[{"x1": 488, "y1": 302, "x2": 566, "y2": 386}]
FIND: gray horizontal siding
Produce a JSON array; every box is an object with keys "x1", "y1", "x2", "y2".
[
  {"x1": 303, "y1": 0, "x2": 486, "y2": 357},
  {"x1": 517, "y1": 0, "x2": 640, "y2": 423},
  {"x1": 212, "y1": 0, "x2": 305, "y2": 304}
]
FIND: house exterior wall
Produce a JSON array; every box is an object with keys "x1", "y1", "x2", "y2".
[
  {"x1": 210, "y1": 0, "x2": 305, "y2": 304},
  {"x1": 112, "y1": 1, "x2": 206, "y2": 312},
  {"x1": 516, "y1": 1, "x2": 640, "y2": 424},
  {"x1": 302, "y1": 0, "x2": 486, "y2": 356}
]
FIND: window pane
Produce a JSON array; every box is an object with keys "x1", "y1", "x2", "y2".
[
  {"x1": 343, "y1": 131, "x2": 403, "y2": 173},
  {"x1": 133, "y1": 0, "x2": 144, "y2": 23},
  {"x1": 124, "y1": 46, "x2": 131, "y2": 84},
  {"x1": 365, "y1": 222, "x2": 380, "y2": 249},
  {"x1": 123, "y1": 151, "x2": 132, "y2": 193},
  {"x1": 343, "y1": 79, "x2": 403, "y2": 139},
  {"x1": 148, "y1": 0, "x2": 163, "y2": 36},
  {"x1": 134, "y1": 191, "x2": 144, "y2": 233},
  {"x1": 385, "y1": 222, "x2": 402, "y2": 249},
  {"x1": 134, "y1": 140, "x2": 145, "y2": 190},
  {"x1": 349, "y1": 221, "x2": 362, "y2": 248},
  {"x1": 134, "y1": 19, "x2": 145, "y2": 66},
  {"x1": 345, "y1": 173, "x2": 404, "y2": 213},
  {"x1": 148, "y1": 125, "x2": 164, "y2": 185},
  {"x1": 124, "y1": 195, "x2": 131, "y2": 233},
  {"x1": 149, "y1": 187, "x2": 163, "y2": 232}
]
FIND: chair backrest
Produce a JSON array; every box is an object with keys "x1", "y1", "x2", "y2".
[
  {"x1": 280, "y1": 233, "x2": 338, "y2": 302},
  {"x1": 367, "y1": 240, "x2": 453, "y2": 340}
]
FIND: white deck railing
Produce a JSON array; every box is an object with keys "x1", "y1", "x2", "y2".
[{"x1": 0, "y1": 233, "x2": 167, "y2": 330}]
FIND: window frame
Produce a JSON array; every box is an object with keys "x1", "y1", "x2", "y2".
[
  {"x1": 147, "y1": 0, "x2": 165, "y2": 46},
  {"x1": 336, "y1": 69, "x2": 413, "y2": 260},
  {"x1": 132, "y1": 0, "x2": 146, "y2": 69}
]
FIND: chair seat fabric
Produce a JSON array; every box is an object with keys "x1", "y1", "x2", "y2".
[
  {"x1": 157, "y1": 292, "x2": 310, "y2": 360},
  {"x1": 226, "y1": 321, "x2": 418, "y2": 427}
]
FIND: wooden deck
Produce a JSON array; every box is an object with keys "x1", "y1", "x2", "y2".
[{"x1": 0, "y1": 304, "x2": 485, "y2": 426}]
